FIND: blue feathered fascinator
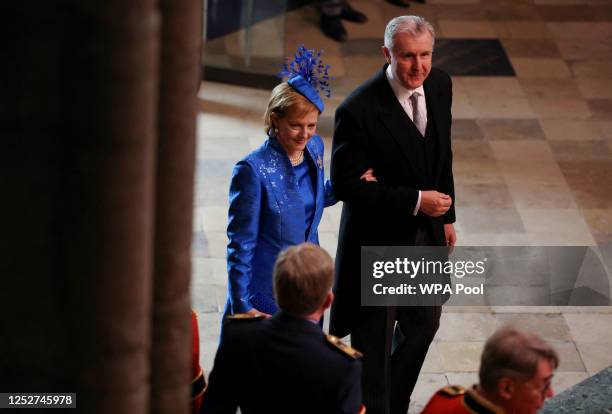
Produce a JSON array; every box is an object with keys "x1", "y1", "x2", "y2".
[{"x1": 279, "y1": 45, "x2": 332, "y2": 113}]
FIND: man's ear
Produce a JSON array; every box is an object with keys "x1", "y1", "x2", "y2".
[
  {"x1": 497, "y1": 377, "x2": 515, "y2": 400},
  {"x1": 323, "y1": 291, "x2": 334, "y2": 311},
  {"x1": 382, "y1": 46, "x2": 391, "y2": 64}
]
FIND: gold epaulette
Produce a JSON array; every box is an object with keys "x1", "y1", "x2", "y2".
[
  {"x1": 438, "y1": 385, "x2": 466, "y2": 397},
  {"x1": 325, "y1": 334, "x2": 363, "y2": 359},
  {"x1": 226, "y1": 313, "x2": 265, "y2": 321},
  {"x1": 192, "y1": 368, "x2": 206, "y2": 399}
]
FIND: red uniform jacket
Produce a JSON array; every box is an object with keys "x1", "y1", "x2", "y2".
[
  {"x1": 192, "y1": 310, "x2": 206, "y2": 414},
  {"x1": 421, "y1": 385, "x2": 506, "y2": 414}
]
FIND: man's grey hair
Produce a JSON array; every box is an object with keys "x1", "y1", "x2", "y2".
[
  {"x1": 479, "y1": 326, "x2": 559, "y2": 393},
  {"x1": 384, "y1": 15, "x2": 436, "y2": 51}
]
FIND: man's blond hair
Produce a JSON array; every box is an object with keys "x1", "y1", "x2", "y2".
[{"x1": 273, "y1": 243, "x2": 333, "y2": 316}]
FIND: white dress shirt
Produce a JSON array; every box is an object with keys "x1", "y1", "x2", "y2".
[
  {"x1": 385, "y1": 65, "x2": 427, "y2": 216},
  {"x1": 385, "y1": 65, "x2": 427, "y2": 129}
]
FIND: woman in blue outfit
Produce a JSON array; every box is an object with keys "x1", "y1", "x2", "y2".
[{"x1": 225, "y1": 46, "x2": 374, "y2": 317}]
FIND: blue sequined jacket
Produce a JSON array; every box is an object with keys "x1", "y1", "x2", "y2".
[{"x1": 226, "y1": 135, "x2": 336, "y2": 315}]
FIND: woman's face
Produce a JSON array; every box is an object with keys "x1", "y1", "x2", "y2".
[{"x1": 273, "y1": 105, "x2": 319, "y2": 155}]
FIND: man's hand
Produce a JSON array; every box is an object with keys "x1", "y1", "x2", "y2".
[
  {"x1": 360, "y1": 168, "x2": 377, "y2": 182},
  {"x1": 419, "y1": 191, "x2": 452, "y2": 217},
  {"x1": 444, "y1": 223, "x2": 456, "y2": 254}
]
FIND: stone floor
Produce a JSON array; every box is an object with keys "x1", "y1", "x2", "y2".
[{"x1": 195, "y1": 0, "x2": 612, "y2": 412}]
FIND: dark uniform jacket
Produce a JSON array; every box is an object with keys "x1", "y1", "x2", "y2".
[
  {"x1": 330, "y1": 65, "x2": 455, "y2": 337},
  {"x1": 201, "y1": 312, "x2": 363, "y2": 414},
  {"x1": 421, "y1": 385, "x2": 506, "y2": 414}
]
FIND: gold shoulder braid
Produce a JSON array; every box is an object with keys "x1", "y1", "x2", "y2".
[
  {"x1": 325, "y1": 334, "x2": 363, "y2": 359},
  {"x1": 439, "y1": 385, "x2": 466, "y2": 397},
  {"x1": 226, "y1": 313, "x2": 265, "y2": 321}
]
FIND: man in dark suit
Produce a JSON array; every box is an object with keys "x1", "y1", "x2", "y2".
[
  {"x1": 201, "y1": 243, "x2": 364, "y2": 414},
  {"x1": 330, "y1": 15, "x2": 456, "y2": 414}
]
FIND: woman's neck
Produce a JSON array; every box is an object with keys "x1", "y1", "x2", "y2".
[
  {"x1": 287, "y1": 149, "x2": 303, "y2": 159},
  {"x1": 275, "y1": 139, "x2": 303, "y2": 162},
  {"x1": 287, "y1": 150, "x2": 304, "y2": 166}
]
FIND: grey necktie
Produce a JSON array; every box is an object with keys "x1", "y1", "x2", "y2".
[{"x1": 410, "y1": 92, "x2": 426, "y2": 137}]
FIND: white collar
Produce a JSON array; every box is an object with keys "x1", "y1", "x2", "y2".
[{"x1": 385, "y1": 65, "x2": 425, "y2": 101}]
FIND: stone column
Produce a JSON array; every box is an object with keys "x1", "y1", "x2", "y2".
[
  {"x1": 150, "y1": 1, "x2": 201, "y2": 413},
  {"x1": 0, "y1": 1, "x2": 200, "y2": 413}
]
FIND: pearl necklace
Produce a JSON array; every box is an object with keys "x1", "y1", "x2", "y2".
[{"x1": 289, "y1": 151, "x2": 304, "y2": 166}]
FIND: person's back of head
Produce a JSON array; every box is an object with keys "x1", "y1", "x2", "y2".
[
  {"x1": 479, "y1": 325, "x2": 559, "y2": 414},
  {"x1": 273, "y1": 242, "x2": 334, "y2": 317}
]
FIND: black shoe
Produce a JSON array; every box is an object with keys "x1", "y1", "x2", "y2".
[
  {"x1": 320, "y1": 15, "x2": 348, "y2": 42},
  {"x1": 340, "y1": 4, "x2": 368, "y2": 23},
  {"x1": 386, "y1": 0, "x2": 411, "y2": 7}
]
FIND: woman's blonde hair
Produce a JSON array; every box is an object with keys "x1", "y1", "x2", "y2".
[{"x1": 263, "y1": 83, "x2": 319, "y2": 135}]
